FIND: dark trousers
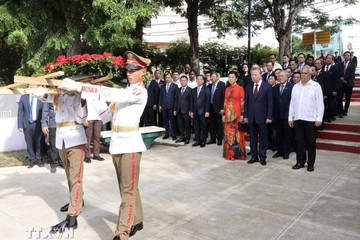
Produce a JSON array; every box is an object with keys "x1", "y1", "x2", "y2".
[
  {"x1": 209, "y1": 106, "x2": 223, "y2": 141},
  {"x1": 162, "y1": 108, "x2": 176, "y2": 137},
  {"x1": 325, "y1": 94, "x2": 337, "y2": 119},
  {"x1": 248, "y1": 121, "x2": 268, "y2": 160},
  {"x1": 24, "y1": 121, "x2": 42, "y2": 162},
  {"x1": 143, "y1": 106, "x2": 156, "y2": 126},
  {"x1": 294, "y1": 120, "x2": 317, "y2": 167},
  {"x1": 157, "y1": 109, "x2": 163, "y2": 127},
  {"x1": 337, "y1": 84, "x2": 353, "y2": 114},
  {"x1": 274, "y1": 118, "x2": 292, "y2": 155},
  {"x1": 49, "y1": 128, "x2": 61, "y2": 167},
  {"x1": 177, "y1": 112, "x2": 191, "y2": 140},
  {"x1": 268, "y1": 122, "x2": 276, "y2": 150},
  {"x1": 85, "y1": 120, "x2": 102, "y2": 158},
  {"x1": 194, "y1": 114, "x2": 207, "y2": 144}
]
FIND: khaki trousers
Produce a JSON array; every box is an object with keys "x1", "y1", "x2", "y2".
[
  {"x1": 113, "y1": 153, "x2": 143, "y2": 240},
  {"x1": 58, "y1": 143, "x2": 84, "y2": 217}
]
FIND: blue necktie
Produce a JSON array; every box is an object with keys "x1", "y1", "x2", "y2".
[
  {"x1": 29, "y1": 96, "x2": 34, "y2": 123},
  {"x1": 280, "y1": 84, "x2": 285, "y2": 95},
  {"x1": 211, "y1": 85, "x2": 215, "y2": 104}
]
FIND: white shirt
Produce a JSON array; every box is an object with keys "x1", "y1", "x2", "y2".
[
  {"x1": 273, "y1": 62, "x2": 282, "y2": 71},
  {"x1": 288, "y1": 80, "x2": 324, "y2": 122},
  {"x1": 95, "y1": 83, "x2": 147, "y2": 154},
  {"x1": 29, "y1": 94, "x2": 38, "y2": 121},
  {"x1": 253, "y1": 80, "x2": 263, "y2": 93},
  {"x1": 187, "y1": 79, "x2": 197, "y2": 89},
  {"x1": 173, "y1": 80, "x2": 181, "y2": 88},
  {"x1": 40, "y1": 93, "x2": 88, "y2": 149},
  {"x1": 86, "y1": 99, "x2": 107, "y2": 121}
]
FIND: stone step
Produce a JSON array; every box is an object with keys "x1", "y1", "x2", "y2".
[
  {"x1": 316, "y1": 138, "x2": 360, "y2": 154},
  {"x1": 317, "y1": 129, "x2": 360, "y2": 142}
]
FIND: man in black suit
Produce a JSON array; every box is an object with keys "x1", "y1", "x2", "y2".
[
  {"x1": 190, "y1": 75, "x2": 210, "y2": 148},
  {"x1": 262, "y1": 61, "x2": 274, "y2": 82},
  {"x1": 334, "y1": 51, "x2": 342, "y2": 64},
  {"x1": 208, "y1": 71, "x2": 225, "y2": 146},
  {"x1": 244, "y1": 68, "x2": 273, "y2": 166},
  {"x1": 144, "y1": 76, "x2": 159, "y2": 126},
  {"x1": 272, "y1": 71, "x2": 294, "y2": 159},
  {"x1": 18, "y1": 89, "x2": 44, "y2": 168},
  {"x1": 154, "y1": 69, "x2": 165, "y2": 127},
  {"x1": 323, "y1": 54, "x2": 341, "y2": 121},
  {"x1": 350, "y1": 51, "x2": 357, "y2": 67},
  {"x1": 282, "y1": 54, "x2": 290, "y2": 70},
  {"x1": 314, "y1": 59, "x2": 330, "y2": 126},
  {"x1": 338, "y1": 51, "x2": 356, "y2": 116},
  {"x1": 159, "y1": 72, "x2": 178, "y2": 140},
  {"x1": 221, "y1": 55, "x2": 230, "y2": 77},
  {"x1": 174, "y1": 75, "x2": 192, "y2": 144}
]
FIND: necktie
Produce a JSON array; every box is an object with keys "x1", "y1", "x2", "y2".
[
  {"x1": 266, "y1": 72, "x2": 270, "y2": 81},
  {"x1": 280, "y1": 84, "x2": 285, "y2": 95},
  {"x1": 146, "y1": 81, "x2": 150, "y2": 89},
  {"x1": 344, "y1": 61, "x2": 348, "y2": 75},
  {"x1": 254, "y1": 84, "x2": 259, "y2": 99},
  {"x1": 197, "y1": 87, "x2": 201, "y2": 97},
  {"x1": 211, "y1": 84, "x2": 216, "y2": 104},
  {"x1": 29, "y1": 96, "x2": 34, "y2": 123},
  {"x1": 181, "y1": 87, "x2": 185, "y2": 95},
  {"x1": 326, "y1": 66, "x2": 329, "y2": 72},
  {"x1": 166, "y1": 84, "x2": 169, "y2": 93}
]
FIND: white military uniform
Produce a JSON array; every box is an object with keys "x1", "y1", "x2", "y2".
[
  {"x1": 95, "y1": 83, "x2": 147, "y2": 154},
  {"x1": 40, "y1": 93, "x2": 87, "y2": 149}
]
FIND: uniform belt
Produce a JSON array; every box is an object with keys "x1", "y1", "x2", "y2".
[
  {"x1": 112, "y1": 125, "x2": 139, "y2": 132},
  {"x1": 56, "y1": 121, "x2": 77, "y2": 128}
]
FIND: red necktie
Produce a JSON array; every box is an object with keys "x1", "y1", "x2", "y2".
[
  {"x1": 326, "y1": 66, "x2": 329, "y2": 72},
  {"x1": 254, "y1": 84, "x2": 259, "y2": 99}
]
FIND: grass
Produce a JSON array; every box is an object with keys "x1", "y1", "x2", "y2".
[{"x1": 0, "y1": 150, "x2": 51, "y2": 168}]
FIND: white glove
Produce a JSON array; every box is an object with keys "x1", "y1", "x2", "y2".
[
  {"x1": 33, "y1": 87, "x2": 47, "y2": 98},
  {"x1": 58, "y1": 78, "x2": 82, "y2": 92}
]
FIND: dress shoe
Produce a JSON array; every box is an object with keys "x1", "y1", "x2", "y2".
[
  {"x1": 200, "y1": 143, "x2": 206, "y2": 148},
  {"x1": 28, "y1": 162, "x2": 35, "y2": 168},
  {"x1": 175, "y1": 138, "x2": 185, "y2": 143},
  {"x1": 50, "y1": 166, "x2": 56, "y2": 173},
  {"x1": 60, "y1": 200, "x2": 84, "y2": 212},
  {"x1": 343, "y1": 112, "x2": 348, "y2": 116},
  {"x1": 272, "y1": 152, "x2": 283, "y2": 158},
  {"x1": 192, "y1": 142, "x2": 200, "y2": 147},
  {"x1": 113, "y1": 236, "x2": 121, "y2": 240},
  {"x1": 162, "y1": 135, "x2": 169, "y2": 139},
  {"x1": 207, "y1": 139, "x2": 216, "y2": 144},
  {"x1": 247, "y1": 152, "x2": 251, "y2": 155},
  {"x1": 93, "y1": 155, "x2": 104, "y2": 161},
  {"x1": 339, "y1": 114, "x2": 344, "y2": 118},
  {"x1": 331, "y1": 117, "x2": 336, "y2": 121},
  {"x1": 58, "y1": 161, "x2": 64, "y2": 168},
  {"x1": 184, "y1": 139, "x2": 190, "y2": 144},
  {"x1": 260, "y1": 159, "x2": 267, "y2": 166},
  {"x1": 129, "y1": 221, "x2": 143, "y2": 237},
  {"x1": 247, "y1": 157, "x2": 259, "y2": 164},
  {"x1": 38, "y1": 161, "x2": 44, "y2": 167},
  {"x1": 50, "y1": 215, "x2": 77, "y2": 234},
  {"x1": 172, "y1": 136, "x2": 177, "y2": 141},
  {"x1": 283, "y1": 153, "x2": 289, "y2": 159},
  {"x1": 326, "y1": 118, "x2": 332, "y2": 123},
  {"x1": 307, "y1": 166, "x2": 314, "y2": 172},
  {"x1": 84, "y1": 157, "x2": 91, "y2": 163},
  {"x1": 217, "y1": 140, "x2": 222, "y2": 146},
  {"x1": 292, "y1": 163, "x2": 305, "y2": 170}
]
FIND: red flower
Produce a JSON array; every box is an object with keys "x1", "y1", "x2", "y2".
[
  {"x1": 66, "y1": 55, "x2": 82, "y2": 63},
  {"x1": 81, "y1": 54, "x2": 92, "y2": 61},
  {"x1": 45, "y1": 62, "x2": 55, "y2": 72},
  {"x1": 56, "y1": 55, "x2": 66, "y2": 65},
  {"x1": 91, "y1": 54, "x2": 102, "y2": 60},
  {"x1": 103, "y1": 52, "x2": 112, "y2": 58},
  {"x1": 112, "y1": 56, "x2": 126, "y2": 68}
]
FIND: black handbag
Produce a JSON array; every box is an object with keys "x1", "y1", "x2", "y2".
[{"x1": 238, "y1": 121, "x2": 248, "y2": 131}]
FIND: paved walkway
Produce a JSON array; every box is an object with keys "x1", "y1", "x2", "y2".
[{"x1": 0, "y1": 139, "x2": 359, "y2": 240}]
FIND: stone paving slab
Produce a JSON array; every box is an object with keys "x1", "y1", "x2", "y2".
[{"x1": 0, "y1": 142, "x2": 359, "y2": 240}]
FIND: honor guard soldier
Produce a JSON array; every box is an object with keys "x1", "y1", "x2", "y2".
[
  {"x1": 34, "y1": 84, "x2": 88, "y2": 233},
  {"x1": 62, "y1": 51, "x2": 150, "y2": 240}
]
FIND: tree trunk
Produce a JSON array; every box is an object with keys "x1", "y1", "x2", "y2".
[
  {"x1": 186, "y1": 0, "x2": 199, "y2": 74},
  {"x1": 278, "y1": 30, "x2": 291, "y2": 58},
  {"x1": 64, "y1": 1, "x2": 82, "y2": 57},
  {"x1": 66, "y1": 32, "x2": 82, "y2": 57}
]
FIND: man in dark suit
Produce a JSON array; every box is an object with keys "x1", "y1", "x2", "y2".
[
  {"x1": 314, "y1": 59, "x2": 330, "y2": 127},
  {"x1": 144, "y1": 77, "x2": 159, "y2": 126},
  {"x1": 18, "y1": 89, "x2": 44, "y2": 168},
  {"x1": 262, "y1": 61, "x2": 274, "y2": 82},
  {"x1": 334, "y1": 51, "x2": 342, "y2": 64},
  {"x1": 323, "y1": 54, "x2": 341, "y2": 121},
  {"x1": 174, "y1": 75, "x2": 192, "y2": 144},
  {"x1": 282, "y1": 54, "x2": 290, "y2": 70},
  {"x1": 338, "y1": 51, "x2": 356, "y2": 116},
  {"x1": 190, "y1": 75, "x2": 210, "y2": 148},
  {"x1": 154, "y1": 69, "x2": 165, "y2": 127},
  {"x1": 272, "y1": 71, "x2": 294, "y2": 159},
  {"x1": 221, "y1": 55, "x2": 230, "y2": 77},
  {"x1": 350, "y1": 51, "x2": 357, "y2": 67},
  {"x1": 244, "y1": 68, "x2": 273, "y2": 166},
  {"x1": 159, "y1": 72, "x2": 178, "y2": 140},
  {"x1": 208, "y1": 71, "x2": 225, "y2": 146}
]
